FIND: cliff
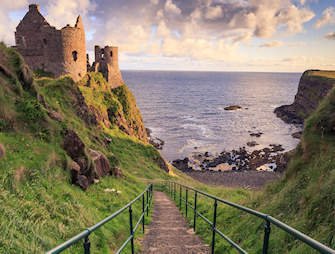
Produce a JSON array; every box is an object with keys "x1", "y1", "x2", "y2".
[{"x1": 274, "y1": 70, "x2": 335, "y2": 124}]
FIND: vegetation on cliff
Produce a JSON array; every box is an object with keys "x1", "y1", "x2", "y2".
[
  {"x1": 0, "y1": 43, "x2": 334, "y2": 253},
  {"x1": 0, "y1": 43, "x2": 171, "y2": 253},
  {"x1": 275, "y1": 70, "x2": 335, "y2": 124}
]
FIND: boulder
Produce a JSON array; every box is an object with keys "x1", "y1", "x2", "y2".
[
  {"x1": 0, "y1": 144, "x2": 5, "y2": 159},
  {"x1": 247, "y1": 141, "x2": 258, "y2": 147},
  {"x1": 63, "y1": 130, "x2": 86, "y2": 160},
  {"x1": 88, "y1": 149, "x2": 111, "y2": 178},
  {"x1": 68, "y1": 160, "x2": 81, "y2": 182},
  {"x1": 172, "y1": 158, "x2": 190, "y2": 171},
  {"x1": 112, "y1": 167, "x2": 123, "y2": 178},
  {"x1": 224, "y1": 105, "x2": 242, "y2": 111},
  {"x1": 77, "y1": 175, "x2": 89, "y2": 190},
  {"x1": 48, "y1": 110, "x2": 63, "y2": 121}
]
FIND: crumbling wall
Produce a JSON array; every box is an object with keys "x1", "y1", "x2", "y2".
[
  {"x1": 92, "y1": 45, "x2": 124, "y2": 88},
  {"x1": 15, "y1": 4, "x2": 86, "y2": 81}
]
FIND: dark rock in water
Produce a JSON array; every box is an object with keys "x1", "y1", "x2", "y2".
[
  {"x1": 249, "y1": 131, "x2": 263, "y2": 137},
  {"x1": 173, "y1": 143, "x2": 291, "y2": 173},
  {"x1": 224, "y1": 105, "x2": 242, "y2": 111},
  {"x1": 292, "y1": 131, "x2": 302, "y2": 139},
  {"x1": 247, "y1": 141, "x2": 259, "y2": 147},
  {"x1": 269, "y1": 144, "x2": 285, "y2": 152},
  {"x1": 274, "y1": 70, "x2": 334, "y2": 124},
  {"x1": 172, "y1": 158, "x2": 190, "y2": 171},
  {"x1": 146, "y1": 128, "x2": 165, "y2": 150}
]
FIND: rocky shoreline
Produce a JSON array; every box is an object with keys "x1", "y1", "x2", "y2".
[{"x1": 172, "y1": 144, "x2": 291, "y2": 173}]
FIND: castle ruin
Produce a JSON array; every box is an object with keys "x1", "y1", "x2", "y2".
[{"x1": 14, "y1": 4, "x2": 123, "y2": 87}]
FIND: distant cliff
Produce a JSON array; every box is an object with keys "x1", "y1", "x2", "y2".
[{"x1": 275, "y1": 70, "x2": 335, "y2": 124}]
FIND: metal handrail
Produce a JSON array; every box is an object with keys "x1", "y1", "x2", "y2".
[
  {"x1": 47, "y1": 184, "x2": 153, "y2": 254},
  {"x1": 165, "y1": 181, "x2": 335, "y2": 254}
]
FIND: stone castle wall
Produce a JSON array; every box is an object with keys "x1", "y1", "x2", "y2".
[
  {"x1": 15, "y1": 4, "x2": 86, "y2": 81},
  {"x1": 92, "y1": 46, "x2": 124, "y2": 88}
]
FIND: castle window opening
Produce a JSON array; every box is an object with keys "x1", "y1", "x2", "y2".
[
  {"x1": 72, "y1": 51, "x2": 78, "y2": 62},
  {"x1": 110, "y1": 51, "x2": 113, "y2": 57},
  {"x1": 43, "y1": 38, "x2": 47, "y2": 45}
]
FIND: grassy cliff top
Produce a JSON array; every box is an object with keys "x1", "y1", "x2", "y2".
[{"x1": 305, "y1": 70, "x2": 335, "y2": 79}]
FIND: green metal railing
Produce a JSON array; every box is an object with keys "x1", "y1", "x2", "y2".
[
  {"x1": 46, "y1": 184, "x2": 153, "y2": 254},
  {"x1": 165, "y1": 181, "x2": 335, "y2": 254}
]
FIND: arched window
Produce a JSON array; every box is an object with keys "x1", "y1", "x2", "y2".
[
  {"x1": 72, "y1": 51, "x2": 78, "y2": 62},
  {"x1": 110, "y1": 51, "x2": 113, "y2": 57},
  {"x1": 43, "y1": 38, "x2": 47, "y2": 45}
]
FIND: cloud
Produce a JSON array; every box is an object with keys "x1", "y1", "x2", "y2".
[
  {"x1": 0, "y1": 0, "x2": 28, "y2": 44},
  {"x1": 259, "y1": 41, "x2": 284, "y2": 48},
  {"x1": 324, "y1": 32, "x2": 335, "y2": 40},
  {"x1": 164, "y1": 0, "x2": 181, "y2": 15},
  {"x1": 0, "y1": 0, "x2": 320, "y2": 70},
  {"x1": 44, "y1": 0, "x2": 96, "y2": 29},
  {"x1": 315, "y1": 7, "x2": 335, "y2": 28}
]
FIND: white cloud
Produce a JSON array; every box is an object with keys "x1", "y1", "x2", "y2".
[
  {"x1": 45, "y1": 0, "x2": 95, "y2": 29},
  {"x1": 259, "y1": 41, "x2": 284, "y2": 48},
  {"x1": 315, "y1": 7, "x2": 335, "y2": 28},
  {"x1": 0, "y1": 0, "x2": 28, "y2": 44},
  {"x1": 205, "y1": 6, "x2": 222, "y2": 20},
  {"x1": 164, "y1": 0, "x2": 181, "y2": 15}
]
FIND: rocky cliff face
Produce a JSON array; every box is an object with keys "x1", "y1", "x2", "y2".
[
  {"x1": 0, "y1": 43, "x2": 167, "y2": 191},
  {"x1": 275, "y1": 70, "x2": 335, "y2": 124}
]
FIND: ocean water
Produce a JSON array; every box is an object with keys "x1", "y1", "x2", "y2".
[{"x1": 123, "y1": 71, "x2": 302, "y2": 161}]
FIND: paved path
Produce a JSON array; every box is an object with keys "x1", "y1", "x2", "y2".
[{"x1": 142, "y1": 191, "x2": 209, "y2": 254}]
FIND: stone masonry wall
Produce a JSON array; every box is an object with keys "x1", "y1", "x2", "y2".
[{"x1": 15, "y1": 4, "x2": 86, "y2": 81}]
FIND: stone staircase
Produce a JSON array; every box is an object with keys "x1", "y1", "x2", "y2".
[{"x1": 142, "y1": 191, "x2": 209, "y2": 254}]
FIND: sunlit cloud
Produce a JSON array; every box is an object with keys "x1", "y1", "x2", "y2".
[
  {"x1": 259, "y1": 41, "x2": 284, "y2": 48},
  {"x1": 315, "y1": 7, "x2": 335, "y2": 28}
]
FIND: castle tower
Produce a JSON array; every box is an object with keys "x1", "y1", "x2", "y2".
[
  {"x1": 14, "y1": 4, "x2": 87, "y2": 81},
  {"x1": 92, "y1": 45, "x2": 124, "y2": 88}
]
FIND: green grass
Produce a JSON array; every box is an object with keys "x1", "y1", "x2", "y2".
[{"x1": 0, "y1": 44, "x2": 334, "y2": 254}]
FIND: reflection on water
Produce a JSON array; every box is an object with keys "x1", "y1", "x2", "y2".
[{"x1": 123, "y1": 71, "x2": 301, "y2": 161}]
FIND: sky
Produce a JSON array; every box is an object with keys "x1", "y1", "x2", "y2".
[{"x1": 1, "y1": 0, "x2": 335, "y2": 72}]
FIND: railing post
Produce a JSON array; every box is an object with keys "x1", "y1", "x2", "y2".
[
  {"x1": 83, "y1": 235, "x2": 90, "y2": 254},
  {"x1": 146, "y1": 189, "x2": 149, "y2": 216},
  {"x1": 193, "y1": 191, "x2": 197, "y2": 232},
  {"x1": 142, "y1": 194, "x2": 145, "y2": 233},
  {"x1": 211, "y1": 199, "x2": 218, "y2": 254},
  {"x1": 179, "y1": 185, "x2": 182, "y2": 208},
  {"x1": 262, "y1": 219, "x2": 271, "y2": 254},
  {"x1": 129, "y1": 205, "x2": 134, "y2": 254},
  {"x1": 185, "y1": 188, "x2": 188, "y2": 218}
]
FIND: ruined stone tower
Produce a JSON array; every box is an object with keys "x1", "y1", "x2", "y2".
[
  {"x1": 15, "y1": 4, "x2": 86, "y2": 81},
  {"x1": 91, "y1": 46, "x2": 124, "y2": 88}
]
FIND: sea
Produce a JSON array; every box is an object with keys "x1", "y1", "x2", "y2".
[{"x1": 123, "y1": 71, "x2": 302, "y2": 161}]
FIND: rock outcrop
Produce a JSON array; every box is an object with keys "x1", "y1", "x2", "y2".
[
  {"x1": 0, "y1": 144, "x2": 5, "y2": 159},
  {"x1": 63, "y1": 129, "x2": 114, "y2": 190},
  {"x1": 275, "y1": 70, "x2": 335, "y2": 124}
]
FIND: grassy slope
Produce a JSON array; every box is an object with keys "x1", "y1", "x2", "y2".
[
  {"x1": 0, "y1": 44, "x2": 251, "y2": 253},
  {"x1": 1, "y1": 44, "x2": 333, "y2": 254}
]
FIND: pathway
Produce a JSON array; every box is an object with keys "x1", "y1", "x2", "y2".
[{"x1": 142, "y1": 191, "x2": 209, "y2": 254}]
